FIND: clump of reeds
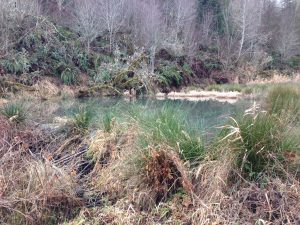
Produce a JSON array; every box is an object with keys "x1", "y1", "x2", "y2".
[
  {"x1": 102, "y1": 112, "x2": 115, "y2": 133},
  {"x1": 138, "y1": 105, "x2": 205, "y2": 161},
  {"x1": 265, "y1": 85, "x2": 300, "y2": 122},
  {"x1": 72, "y1": 107, "x2": 93, "y2": 134},
  {"x1": 219, "y1": 110, "x2": 299, "y2": 179}
]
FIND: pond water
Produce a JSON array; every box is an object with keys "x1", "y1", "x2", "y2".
[{"x1": 24, "y1": 97, "x2": 254, "y2": 140}]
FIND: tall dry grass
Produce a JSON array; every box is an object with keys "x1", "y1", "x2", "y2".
[
  {"x1": 1, "y1": 84, "x2": 300, "y2": 224},
  {"x1": 0, "y1": 114, "x2": 84, "y2": 224}
]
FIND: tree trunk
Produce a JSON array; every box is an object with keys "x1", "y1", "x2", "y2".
[
  {"x1": 238, "y1": 0, "x2": 247, "y2": 61},
  {"x1": 150, "y1": 46, "x2": 156, "y2": 73},
  {"x1": 87, "y1": 40, "x2": 90, "y2": 53}
]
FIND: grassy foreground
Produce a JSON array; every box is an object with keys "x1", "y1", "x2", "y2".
[{"x1": 0, "y1": 85, "x2": 300, "y2": 224}]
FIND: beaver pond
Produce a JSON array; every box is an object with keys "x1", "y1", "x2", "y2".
[{"x1": 23, "y1": 97, "x2": 254, "y2": 141}]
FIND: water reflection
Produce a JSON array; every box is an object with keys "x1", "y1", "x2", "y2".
[{"x1": 23, "y1": 97, "x2": 253, "y2": 139}]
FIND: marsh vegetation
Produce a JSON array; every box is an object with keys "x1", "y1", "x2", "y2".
[
  {"x1": 0, "y1": 84, "x2": 299, "y2": 224},
  {"x1": 0, "y1": 0, "x2": 300, "y2": 224}
]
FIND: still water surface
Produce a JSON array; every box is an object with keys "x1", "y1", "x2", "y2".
[{"x1": 24, "y1": 97, "x2": 254, "y2": 140}]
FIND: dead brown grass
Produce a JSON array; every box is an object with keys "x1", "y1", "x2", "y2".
[
  {"x1": 190, "y1": 155, "x2": 300, "y2": 224},
  {"x1": 0, "y1": 158, "x2": 82, "y2": 225},
  {"x1": 141, "y1": 146, "x2": 193, "y2": 203},
  {"x1": 0, "y1": 114, "x2": 12, "y2": 141},
  {"x1": 68, "y1": 122, "x2": 300, "y2": 224},
  {"x1": 31, "y1": 80, "x2": 75, "y2": 99},
  {"x1": 87, "y1": 123, "x2": 138, "y2": 199},
  {"x1": 250, "y1": 71, "x2": 300, "y2": 84},
  {"x1": 0, "y1": 116, "x2": 84, "y2": 225},
  {"x1": 1, "y1": 104, "x2": 299, "y2": 224}
]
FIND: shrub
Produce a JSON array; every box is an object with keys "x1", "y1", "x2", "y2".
[
  {"x1": 0, "y1": 50, "x2": 30, "y2": 75},
  {"x1": 265, "y1": 85, "x2": 300, "y2": 121},
  {"x1": 61, "y1": 68, "x2": 77, "y2": 85},
  {"x1": 158, "y1": 64, "x2": 182, "y2": 87},
  {"x1": 89, "y1": 50, "x2": 124, "y2": 85},
  {"x1": 203, "y1": 58, "x2": 223, "y2": 71},
  {"x1": 91, "y1": 66, "x2": 113, "y2": 84},
  {"x1": 0, "y1": 102, "x2": 26, "y2": 123},
  {"x1": 268, "y1": 51, "x2": 284, "y2": 70},
  {"x1": 208, "y1": 45, "x2": 219, "y2": 53},
  {"x1": 182, "y1": 63, "x2": 194, "y2": 76},
  {"x1": 72, "y1": 47, "x2": 91, "y2": 72}
]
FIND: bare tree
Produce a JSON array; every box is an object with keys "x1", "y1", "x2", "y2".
[
  {"x1": 0, "y1": 0, "x2": 40, "y2": 53},
  {"x1": 219, "y1": 0, "x2": 237, "y2": 68},
  {"x1": 73, "y1": 0, "x2": 102, "y2": 52},
  {"x1": 180, "y1": 1, "x2": 199, "y2": 57},
  {"x1": 138, "y1": 0, "x2": 165, "y2": 73},
  {"x1": 13, "y1": 0, "x2": 40, "y2": 21},
  {"x1": 221, "y1": 0, "x2": 269, "y2": 65},
  {"x1": 127, "y1": 0, "x2": 141, "y2": 43},
  {"x1": 56, "y1": 0, "x2": 64, "y2": 12},
  {"x1": 199, "y1": 10, "x2": 215, "y2": 45},
  {"x1": 98, "y1": 0, "x2": 127, "y2": 53},
  {"x1": 161, "y1": 0, "x2": 198, "y2": 56},
  {"x1": 277, "y1": 0, "x2": 300, "y2": 59}
]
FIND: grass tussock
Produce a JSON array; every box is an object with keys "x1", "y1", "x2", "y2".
[
  {"x1": 0, "y1": 102, "x2": 26, "y2": 124},
  {"x1": 0, "y1": 159, "x2": 81, "y2": 225},
  {"x1": 265, "y1": 85, "x2": 300, "y2": 121},
  {"x1": 138, "y1": 106, "x2": 205, "y2": 161},
  {"x1": 219, "y1": 111, "x2": 299, "y2": 179},
  {"x1": 72, "y1": 108, "x2": 93, "y2": 134},
  {"x1": 0, "y1": 120, "x2": 82, "y2": 225},
  {"x1": 102, "y1": 112, "x2": 115, "y2": 133}
]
